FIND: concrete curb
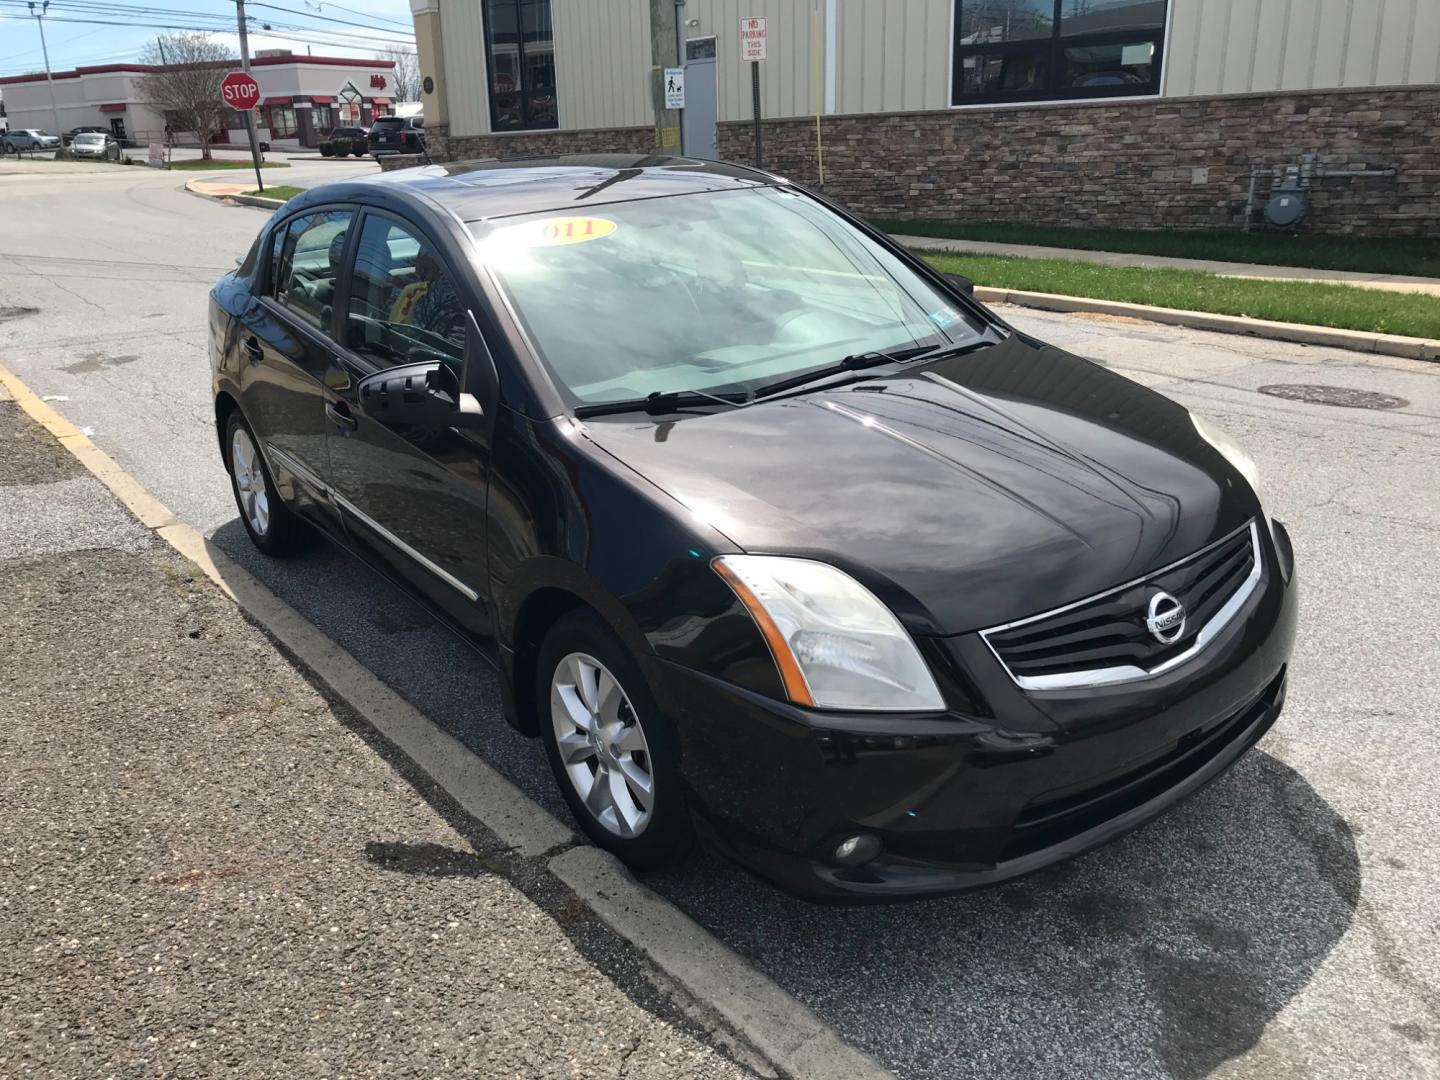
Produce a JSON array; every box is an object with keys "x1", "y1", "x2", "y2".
[
  {"x1": 182, "y1": 177, "x2": 284, "y2": 210},
  {"x1": 969, "y1": 285, "x2": 1440, "y2": 363},
  {"x1": 0, "y1": 362, "x2": 895, "y2": 1080},
  {"x1": 230, "y1": 193, "x2": 286, "y2": 210},
  {"x1": 552, "y1": 847, "x2": 891, "y2": 1080}
]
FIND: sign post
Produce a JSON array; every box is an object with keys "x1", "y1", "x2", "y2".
[
  {"x1": 230, "y1": 0, "x2": 265, "y2": 193},
  {"x1": 220, "y1": 69, "x2": 263, "y2": 191},
  {"x1": 740, "y1": 16, "x2": 767, "y2": 169}
]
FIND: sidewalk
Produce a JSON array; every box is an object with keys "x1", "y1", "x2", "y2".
[
  {"x1": 892, "y1": 235, "x2": 1440, "y2": 296},
  {"x1": 0, "y1": 388, "x2": 752, "y2": 1079}
]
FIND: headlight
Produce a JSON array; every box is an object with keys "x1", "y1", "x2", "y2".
[
  {"x1": 1191, "y1": 412, "x2": 1261, "y2": 503},
  {"x1": 712, "y1": 555, "x2": 945, "y2": 712}
]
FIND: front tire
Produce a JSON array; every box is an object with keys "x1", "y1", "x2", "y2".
[
  {"x1": 538, "y1": 611, "x2": 692, "y2": 870},
  {"x1": 225, "y1": 411, "x2": 310, "y2": 556}
]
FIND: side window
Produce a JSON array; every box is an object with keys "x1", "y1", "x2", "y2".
[
  {"x1": 345, "y1": 215, "x2": 466, "y2": 368},
  {"x1": 272, "y1": 209, "x2": 354, "y2": 333}
]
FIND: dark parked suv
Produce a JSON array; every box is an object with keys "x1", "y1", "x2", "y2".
[
  {"x1": 207, "y1": 156, "x2": 1297, "y2": 900},
  {"x1": 369, "y1": 115, "x2": 424, "y2": 157}
]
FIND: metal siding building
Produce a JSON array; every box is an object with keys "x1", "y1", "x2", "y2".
[{"x1": 409, "y1": 0, "x2": 1440, "y2": 235}]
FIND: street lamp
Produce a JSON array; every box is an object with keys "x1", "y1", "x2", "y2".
[{"x1": 28, "y1": 1, "x2": 63, "y2": 141}]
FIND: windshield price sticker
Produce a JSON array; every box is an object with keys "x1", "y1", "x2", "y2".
[{"x1": 494, "y1": 217, "x2": 618, "y2": 248}]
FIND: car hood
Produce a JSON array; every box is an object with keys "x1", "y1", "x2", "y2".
[{"x1": 581, "y1": 335, "x2": 1259, "y2": 636}]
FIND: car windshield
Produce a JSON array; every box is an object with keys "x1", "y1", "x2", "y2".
[
  {"x1": 470, "y1": 186, "x2": 987, "y2": 406},
  {"x1": 75, "y1": 134, "x2": 105, "y2": 144}
]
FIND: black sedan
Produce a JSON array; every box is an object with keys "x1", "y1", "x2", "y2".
[{"x1": 208, "y1": 156, "x2": 1297, "y2": 900}]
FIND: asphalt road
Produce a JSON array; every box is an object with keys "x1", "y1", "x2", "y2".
[{"x1": 2, "y1": 159, "x2": 1437, "y2": 1079}]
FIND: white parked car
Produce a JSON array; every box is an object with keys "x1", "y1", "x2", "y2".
[{"x1": 2, "y1": 129, "x2": 61, "y2": 152}]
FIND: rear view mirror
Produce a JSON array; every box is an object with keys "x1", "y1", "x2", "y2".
[
  {"x1": 358, "y1": 360, "x2": 484, "y2": 430},
  {"x1": 943, "y1": 272, "x2": 976, "y2": 296}
]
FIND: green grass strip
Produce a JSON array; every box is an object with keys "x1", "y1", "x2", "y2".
[
  {"x1": 919, "y1": 251, "x2": 1440, "y2": 340},
  {"x1": 882, "y1": 220, "x2": 1440, "y2": 279},
  {"x1": 245, "y1": 185, "x2": 305, "y2": 201}
]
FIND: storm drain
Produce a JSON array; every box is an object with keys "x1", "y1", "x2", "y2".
[{"x1": 1258, "y1": 384, "x2": 1408, "y2": 410}]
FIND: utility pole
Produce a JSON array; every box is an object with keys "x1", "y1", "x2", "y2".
[
  {"x1": 647, "y1": 0, "x2": 680, "y2": 154},
  {"x1": 28, "y1": 2, "x2": 62, "y2": 140},
  {"x1": 234, "y1": 0, "x2": 265, "y2": 192},
  {"x1": 674, "y1": 0, "x2": 685, "y2": 153}
]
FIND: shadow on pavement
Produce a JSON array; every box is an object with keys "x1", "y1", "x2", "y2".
[
  {"x1": 207, "y1": 518, "x2": 1357, "y2": 1080},
  {"x1": 653, "y1": 750, "x2": 1358, "y2": 1080}
]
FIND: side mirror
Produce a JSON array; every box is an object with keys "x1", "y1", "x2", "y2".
[
  {"x1": 943, "y1": 272, "x2": 976, "y2": 297},
  {"x1": 358, "y1": 359, "x2": 484, "y2": 430}
]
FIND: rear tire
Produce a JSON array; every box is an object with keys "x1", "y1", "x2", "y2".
[
  {"x1": 537, "y1": 610, "x2": 693, "y2": 871},
  {"x1": 224, "y1": 411, "x2": 311, "y2": 556}
]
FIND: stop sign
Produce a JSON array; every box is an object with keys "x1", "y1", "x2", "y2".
[{"x1": 221, "y1": 71, "x2": 261, "y2": 111}]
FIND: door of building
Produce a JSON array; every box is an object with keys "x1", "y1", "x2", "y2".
[{"x1": 683, "y1": 37, "x2": 717, "y2": 160}]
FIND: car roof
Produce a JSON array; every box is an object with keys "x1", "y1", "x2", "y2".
[{"x1": 293, "y1": 154, "x2": 779, "y2": 223}]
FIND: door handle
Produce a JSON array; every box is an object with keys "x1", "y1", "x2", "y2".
[
  {"x1": 243, "y1": 336, "x2": 263, "y2": 365},
  {"x1": 326, "y1": 401, "x2": 358, "y2": 433}
]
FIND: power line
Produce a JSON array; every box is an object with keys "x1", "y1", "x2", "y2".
[
  {"x1": 0, "y1": 11, "x2": 412, "y2": 48},
  {"x1": 300, "y1": 0, "x2": 411, "y2": 30}
]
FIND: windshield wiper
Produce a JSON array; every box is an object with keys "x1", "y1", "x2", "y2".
[
  {"x1": 573, "y1": 388, "x2": 752, "y2": 419},
  {"x1": 750, "y1": 336, "x2": 1001, "y2": 402}
]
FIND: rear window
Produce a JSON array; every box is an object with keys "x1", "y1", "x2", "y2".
[{"x1": 372, "y1": 118, "x2": 403, "y2": 131}]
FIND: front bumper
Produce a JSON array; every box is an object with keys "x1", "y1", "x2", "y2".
[{"x1": 651, "y1": 523, "x2": 1298, "y2": 901}]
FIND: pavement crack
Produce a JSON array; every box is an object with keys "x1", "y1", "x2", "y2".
[{"x1": 617, "y1": 1035, "x2": 643, "y2": 1078}]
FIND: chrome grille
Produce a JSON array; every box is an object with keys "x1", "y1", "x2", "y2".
[{"x1": 981, "y1": 522, "x2": 1263, "y2": 691}]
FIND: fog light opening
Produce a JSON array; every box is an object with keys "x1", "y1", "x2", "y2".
[{"x1": 830, "y1": 833, "x2": 881, "y2": 867}]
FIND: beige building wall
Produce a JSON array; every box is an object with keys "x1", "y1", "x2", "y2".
[
  {"x1": 439, "y1": 0, "x2": 491, "y2": 137},
  {"x1": 678, "y1": 0, "x2": 828, "y2": 122},
  {"x1": 426, "y1": 0, "x2": 1440, "y2": 139},
  {"x1": 555, "y1": 0, "x2": 654, "y2": 129},
  {"x1": 831, "y1": 0, "x2": 952, "y2": 115},
  {"x1": 1165, "y1": 0, "x2": 1440, "y2": 96},
  {"x1": 411, "y1": 0, "x2": 449, "y2": 127}
]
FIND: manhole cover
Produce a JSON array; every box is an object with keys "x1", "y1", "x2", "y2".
[{"x1": 1258, "y1": 384, "x2": 1408, "y2": 410}]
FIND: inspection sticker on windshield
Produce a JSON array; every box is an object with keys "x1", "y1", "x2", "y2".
[{"x1": 929, "y1": 306, "x2": 961, "y2": 329}]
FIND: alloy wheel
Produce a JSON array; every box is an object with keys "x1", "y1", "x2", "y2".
[
  {"x1": 550, "y1": 652, "x2": 654, "y2": 838},
  {"x1": 230, "y1": 426, "x2": 271, "y2": 537}
]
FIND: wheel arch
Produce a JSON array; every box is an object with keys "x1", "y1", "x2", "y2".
[
  {"x1": 214, "y1": 390, "x2": 241, "y2": 467},
  {"x1": 500, "y1": 564, "x2": 655, "y2": 737}
]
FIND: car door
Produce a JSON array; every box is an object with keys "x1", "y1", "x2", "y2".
[
  {"x1": 322, "y1": 208, "x2": 493, "y2": 637},
  {"x1": 235, "y1": 206, "x2": 354, "y2": 526}
]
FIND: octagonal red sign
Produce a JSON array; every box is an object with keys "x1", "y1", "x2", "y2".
[{"x1": 221, "y1": 71, "x2": 261, "y2": 111}]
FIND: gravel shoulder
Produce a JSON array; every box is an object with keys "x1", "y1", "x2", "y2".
[{"x1": 0, "y1": 401, "x2": 755, "y2": 1080}]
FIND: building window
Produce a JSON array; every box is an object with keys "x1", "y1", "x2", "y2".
[
  {"x1": 312, "y1": 104, "x2": 334, "y2": 132},
  {"x1": 952, "y1": 0, "x2": 1165, "y2": 105},
  {"x1": 484, "y1": 0, "x2": 557, "y2": 131},
  {"x1": 267, "y1": 105, "x2": 298, "y2": 139}
]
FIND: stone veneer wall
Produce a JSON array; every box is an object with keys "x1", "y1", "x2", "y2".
[
  {"x1": 379, "y1": 123, "x2": 657, "y2": 171},
  {"x1": 716, "y1": 86, "x2": 1440, "y2": 236}
]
